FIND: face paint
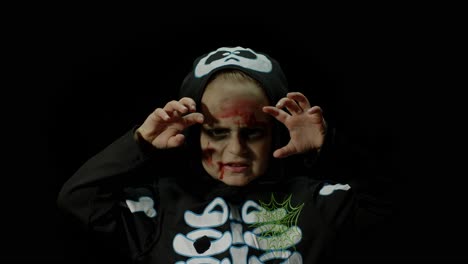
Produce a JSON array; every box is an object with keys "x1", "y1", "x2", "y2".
[
  {"x1": 218, "y1": 162, "x2": 225, "y2": 180},
  {"x1": 202, "y1": 142, "x2": 231, "y2": 180},
  {"x1": 216, "y1": 99, "x2": 268, "y2": 128},
  {"x1": 200, "y1": 75, "x2": 272, "y2": 187},
  {"x1": 202, "y1": 142, "x2": 214, "y2": 166}
]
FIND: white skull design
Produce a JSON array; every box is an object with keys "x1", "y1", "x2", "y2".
[{"x1": 194, "y1": 47, "x2": 273, "y2": 78}]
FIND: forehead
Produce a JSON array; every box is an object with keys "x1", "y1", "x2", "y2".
[
  {"x1": 201, "y1": 80, "x2": 271, "y2": 125},
  {"x1": 202, "y1": 96, "x2": 267, "y2": 118},
  {"x1": 202, "y1": 99, "x2": 271, "y2": 127},
  {"x1": 201, "y1": 77, "x2": 269, "y2": 109}
]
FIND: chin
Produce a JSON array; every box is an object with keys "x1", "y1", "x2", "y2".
[{"x1": 220, "y1": 175, "x2": 256, "y2": 187}]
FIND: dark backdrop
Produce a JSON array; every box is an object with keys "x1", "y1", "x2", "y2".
[{"x1": 4, "y1": 4, "x2": 466, "y2": 263}]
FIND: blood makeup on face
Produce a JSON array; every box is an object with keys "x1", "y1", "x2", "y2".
[
  {"x1": 219, "y1": 164, "x2": 225, "y2": 180},
  {"x1": 217, "y1": 99, "x2": 263, "y2": 127},
  {"x1": 202, "y1": 142, "x2": 214, "y2": 165},
  {"x1": 202, "y1": 142, "x2": 223, "y2": 178},
  {"x1": 201, "y1": 99, "x2": 269, "y2": 180}
]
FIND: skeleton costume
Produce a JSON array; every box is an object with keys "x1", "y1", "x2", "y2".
[{"x1": 57, "y1": 47, "x2": 390, "y2": 264}]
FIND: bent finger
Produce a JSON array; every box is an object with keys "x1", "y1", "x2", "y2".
[
  {"x1": 166, "y1": 134, "x2": 186, "y2": 148},
  {"x1": 263, "y1": 106, "x2": 289, "y2": 124},
  {"x1": 275, "y1": 97, "x2": 289, "y2": 109},
  {"x1": 287, "y1": 92, "x2": 311, "y2": 110},
  {"x1": 153, "y1": 108, "x2": 170, "y2": 121},
  {"x1": 273, "y1": 144, "x2": 296, "y2": 159},
  {"x1": 179, "y1": 97, "x2": 197, "y2": 112},
  {"x1": 282, "y1": 98, "x2": 303, "y2": 115},
  {"x1": 307, "y1": 105, "x2": 323, "y2": 115},
  {"x1": 164, "y1": 100, "x2": 190, "y2": 114},
  {"x1": 183, "y1": 113, "x2": 205, "y2": 127}
]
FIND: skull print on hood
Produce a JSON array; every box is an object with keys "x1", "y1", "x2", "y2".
[
  {"x1": 179, "y1": 46, "x2": 289, "y2": 105},
  {"x1": 178, "y1": 46, "x2": 291, "y2": 185}
]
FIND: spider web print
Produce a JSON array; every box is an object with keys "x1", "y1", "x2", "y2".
[{"x1": 249, "y1": 193, "x2": 304, "y2": 250}]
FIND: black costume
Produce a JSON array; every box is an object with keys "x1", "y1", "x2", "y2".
[{"x1": 58, "y1": 47, "x2": 391, "y2": 263}]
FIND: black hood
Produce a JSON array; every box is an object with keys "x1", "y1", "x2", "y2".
[
  {"x1": 179, "y1": 46, "x2": 289, "y2": 105},
  {"x1": 178, "y1": 46, "x2": 291, "y2": 184}
]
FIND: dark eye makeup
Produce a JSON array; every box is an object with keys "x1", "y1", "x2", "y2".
[{"x1": 202, "y1": 126, "x2": 267, "y2": 141}]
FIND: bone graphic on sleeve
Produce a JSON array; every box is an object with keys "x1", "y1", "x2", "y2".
[
  {"x1": 318, "y1": 183, "x2": 351, "y2": 196},
  {"x1": 125, "y1": 196, "x2": 157, "y2": 218}
]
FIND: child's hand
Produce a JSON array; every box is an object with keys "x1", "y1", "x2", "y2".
[
  {"x1": 136, "y1": 97, "x2": 204, "y2": 149},
  {"x1": 263, "y1": 92, "x2": 327, "y2": 158}
]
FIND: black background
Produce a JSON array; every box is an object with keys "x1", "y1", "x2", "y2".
[{"x1": 4, "y1": 3, "x2": 466, "y2": 263}]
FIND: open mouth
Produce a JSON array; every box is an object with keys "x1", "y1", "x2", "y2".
[{"x1": 222, "y1": 162, "x2": 249, "y2": 173}]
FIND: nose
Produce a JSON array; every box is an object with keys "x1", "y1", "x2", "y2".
[{"x1": 227, "y1": 134, "x2": 247, "y2": 155}]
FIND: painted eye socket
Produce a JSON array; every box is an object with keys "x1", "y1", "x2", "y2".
[
  {"x1": 241, "y1": 128, "x2": 266, "y2": 140},
  {"x1": 203, "y1": 127, "x2": 266, "y2": 141},
  {"x1": 204, "y1": 128, "x2": 229, "y2": 139}
]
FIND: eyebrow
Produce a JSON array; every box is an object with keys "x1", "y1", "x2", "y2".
[{"x1": 202, "y1": 123, "x2": 269, "y2": 129}]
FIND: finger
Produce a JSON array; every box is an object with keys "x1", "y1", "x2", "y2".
[
  {"x1": 275, "y1": 98, "x2": 289, "y2": 109},
  {"x1": 179, "y1": 97, "x2": 197, "y2": 112},
  {"x1": 263, "y1": 106, "x2": 290, "y2": 124},
  {"x1": 282, "y1": 98, "x2": 303, "y2": 115},
  {"x1": 166, "y1": 134, "x2": 186, "y2": 148},
  {"x1": 164, "y1": 100, "x2": 190, "y2": 114},
  {"x1": 307, "y1": 105, "x2": 322, "y2": 115},
  {"x1": 307, "y1": 106, "x2": 327, "y2": 130},
  {"x1": 153, "y1": 128, "x2": 181, "y2": 148},
  {"x1": 307, "y1": 106, "x2": 325, "y2": 124},
  {"x1": 287, "y1": 92, "x2": 311, "y2": 110},
  {"x1": 182, "y1": 113, "x2": 204, "y2": 127},
  {"x1": 155, "y1": 132, "x2": 185, "y2": 149},
  {"x1": 273, "y1": 143, "x2": 296, "y2": 158},
  {"x1": 153, "y1": 108, "x2": 170, "y2": 121}
]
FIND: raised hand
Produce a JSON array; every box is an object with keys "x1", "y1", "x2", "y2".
[
  {"x1": 263, "y1": 92, "x2": 327, "y2": 158},
  {"x1": 136, "y1": 97, "x2": 204, "y2": 149}
]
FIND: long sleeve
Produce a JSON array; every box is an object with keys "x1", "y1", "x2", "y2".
[
  {"x1": 56, "y1": 128, "x2": 156, "y2": 229},
  {"x1": 312, "y1": 127, "x2": 394, "y2": 260}
]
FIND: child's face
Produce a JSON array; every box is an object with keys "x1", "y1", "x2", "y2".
[{"x1": 200, "y1": 77, "x2": 272, "y2": 186}]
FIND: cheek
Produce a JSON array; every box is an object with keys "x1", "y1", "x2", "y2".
[
  {"x1": 202, "y1": 148, "x2": 215, "y2": 166},
  {"x1": 254, "y1": 142, "x2": 272, "y2": 173},
  {"x1": 253, "y1": 136, "x2": 272, "y2": 155},
  {"x1": 200, "y1": 137, "x2": 220, "y2": 165},
  {"x1": 256, "y1": 144, "x2": 271, "y2": 163}
]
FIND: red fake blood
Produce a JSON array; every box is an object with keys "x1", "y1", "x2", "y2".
[
  {"x1": 218, "y1": 162, "x2": 224, "y2": 179},
  {"x1": 202, "y1": 141, "x2": 214, "y2": 165},
  {"x1": 216, "y1": 99, "x2": 266, "y2": 127}
]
